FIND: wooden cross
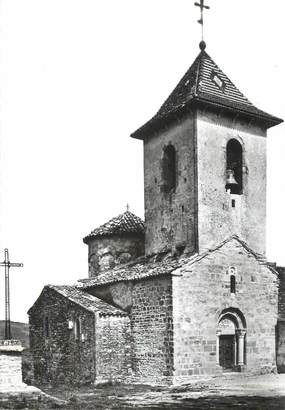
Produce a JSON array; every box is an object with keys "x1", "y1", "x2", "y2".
[
  {"x1": 0, "y1": 249, "x2": 23, "y2": 340},
  {"x1": 194, "y1": 0, "x2": 210, "y2": 41}
]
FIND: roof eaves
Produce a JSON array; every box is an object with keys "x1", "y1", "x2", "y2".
[
  {"x1": 83, "y1": 230, "x2": 145, "y2": 244},
  {"x1": 80, "y1": 269, "x2": 175, "y2": 289},
  {"x1": 131, "y1": 94, "x2": 283, "y2": 140},
  {"x1": 195, "y1": 95, "x2": 283, "y2": 128},
  {"x1": 48, "y1": 285, "x2": 98, "y2": 314}
]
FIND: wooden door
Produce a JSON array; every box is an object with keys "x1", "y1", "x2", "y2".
[{"x1": 219, "y1": 335, "x2": 235, "y2": 370}]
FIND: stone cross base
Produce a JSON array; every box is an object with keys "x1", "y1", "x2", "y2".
[
  {"x1": 0, "y1": 340, "x2": 67, "y2": 408},
  {"x1": 0, "y1": 340, "x2": 25, "y2": 389}
]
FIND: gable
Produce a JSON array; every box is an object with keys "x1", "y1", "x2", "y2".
[{"x1": 174, "y1": 237, "x2": 278, "y2": 285}]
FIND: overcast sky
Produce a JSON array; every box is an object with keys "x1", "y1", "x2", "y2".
[{"x1": 0, "y1": 0, "x2": 285, "y2": 323}]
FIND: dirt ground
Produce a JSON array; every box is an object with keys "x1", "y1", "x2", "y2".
[{"x1": 39, "y1": 373, "x2": 285, "y2": 410}]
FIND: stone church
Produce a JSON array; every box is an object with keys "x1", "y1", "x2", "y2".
[{"x1": 29, "y1": 42, "x2": 285, "y2": 385}]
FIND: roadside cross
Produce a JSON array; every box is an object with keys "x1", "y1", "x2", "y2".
[{"x1": 0, "y1": 249, "x2": 23, "y2": 339}]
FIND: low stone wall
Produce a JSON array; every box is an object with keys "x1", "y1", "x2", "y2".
[{"x1": 0, "y1": 340, "x2": 66, "y2": 408}]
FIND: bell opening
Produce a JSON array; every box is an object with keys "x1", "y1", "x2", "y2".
[{"x1": 226, "y1": 139, "x2": 243, "y2": 195}]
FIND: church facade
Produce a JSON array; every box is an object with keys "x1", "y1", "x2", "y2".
[{"x1": 29, "y1": 43, "x2": 285, "y2": 385}]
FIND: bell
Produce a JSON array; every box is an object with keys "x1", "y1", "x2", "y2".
[{"x1": 226, "y1": 169, "x2": 238, "y2": 186}]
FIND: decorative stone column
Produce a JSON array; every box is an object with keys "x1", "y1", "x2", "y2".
[
  {"x1": 236, "y1": 329, "x2": 246, "y2": 371},
  {"x1": 216, "y1": 330, "x2": 221, "y2": 365}
]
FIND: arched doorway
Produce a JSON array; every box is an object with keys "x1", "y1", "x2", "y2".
[{"x1": 217, "y1": 308, "x2": 246, "y2": 372}]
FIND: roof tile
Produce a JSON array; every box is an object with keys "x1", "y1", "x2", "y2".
[
  {"x1": 131, "y1": 50, "x2": 283, "y2": 139},
  {"x1": 83, "y1": 211, "x2": 145, "y2": 243},
  {"x1": 78, "y1": 235, "x2": 277, "y2": 288},
  {"x1": 48, "y1": 285, "x2": 126, "y2": 316}
]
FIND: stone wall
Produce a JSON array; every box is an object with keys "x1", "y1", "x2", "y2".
[
  {"x1": 196, "y1": 109, "x2": 267, "y2": 255},
  {"x1": 172, "y1": 239, "x2": 278, "y2": 382},
  {"x1": 29, "y1": 288, "x2": 96, "y2": 386},
  {"x1": 143, "y1": 114, "x2": 197, "y2": 256},
  {"x1": 87, "y1": 235, "x2": 144, "y2": 277},
  {"x1": 143, "y1": 108, "x2": 268, "y2": 258},
  {"x1": 29, "y1": 287, "x2": 132, "y2": 386},
  {"x1": 95, "y1": 313, "x2": 132, "y2": 383},
  {"x1": 130, "y1": 277, "x2": 173, "y2": 383},
  {"x1": 88, "y1": 276, "x2": 174, "y2": 384},
  {"x1": 277, "y1": 267, "x2": 285, "y2": 372}
]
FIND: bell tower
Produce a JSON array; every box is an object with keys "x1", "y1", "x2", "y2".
[{"x1": 131, "y1": 43, "x2": 282, "y2": 256}]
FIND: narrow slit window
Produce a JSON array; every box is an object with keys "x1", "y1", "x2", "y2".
[
  {"x1": 161, "y1": 144, "x2": 176, "y2": 193},
  {"x1": 230, "y1": 275, "x2": 236, "y2": 294},
  {"x1": 75, "y1": 318, "x2": 81, "y2": 340},
  {"x1": 44, "y1": 316, "x2": 49, "y2": 337}
]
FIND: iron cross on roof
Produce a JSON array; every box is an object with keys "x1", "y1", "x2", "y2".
[
  {"x1": 0, "y1": 248, "x2": 23, "y2": 340},
  {"x1": 194, "y1": 0, "x2": 210, "y2": 45}
]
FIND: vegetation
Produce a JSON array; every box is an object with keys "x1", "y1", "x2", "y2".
[{"x1": 0, "y1": 321, "x2": 29, "y2": 348}]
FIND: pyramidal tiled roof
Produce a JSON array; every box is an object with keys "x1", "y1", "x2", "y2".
[
  {"x1": 83, "y1": 210, "x2": 145, "y2": 243},
  {"x1": 131, "y1": 48, "x2": 283, "y2": 139}
]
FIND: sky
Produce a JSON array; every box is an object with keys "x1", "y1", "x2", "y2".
[{"x1": 0, "y1": 0, "x2": 285, "y2": 323}]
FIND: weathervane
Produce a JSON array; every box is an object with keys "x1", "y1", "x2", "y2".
[
  {"x1": 194, "y1": 0, "x2": 210, "y2": 49},
  {"x1": 0, "y1": 249, "x2": 23, "y2": 339}
]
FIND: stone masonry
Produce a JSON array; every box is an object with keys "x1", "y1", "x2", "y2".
[
  {"x1": 172, "y1": 238, "x2": 278, "y2": 382},
  {"x1": 0, "y1": 341, "x2": 24, "y2": 387},
  {"x1": 29, "y1": 43, "x2": 285, "y2": 386},
  {"x1": 29, "y1": 286, "x2": 130, "y2": 386},
  {"x1": 277, "y1": 267, "x2": 285, "y2": 372}
]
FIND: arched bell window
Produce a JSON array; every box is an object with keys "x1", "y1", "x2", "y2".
[
  {"x1": 226, "y1": 139, "x2": 243, "y2": 195},
  {"x1": 161, "y1": 144, "x2": 176, "y2": 193}
]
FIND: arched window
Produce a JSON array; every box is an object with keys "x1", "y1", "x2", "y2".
[
  {"x1": 226, "y1": 139, "x2": 243, "y2": 195},
  {"x1": 44, "y1": 316, "x2": 49, "y2": 337},
  {"x1": 161, "y1": 144, "x2": 176, "y2": 193},
  {"x1": 230, "y1": 275, "x2": 236, "y2": 294},
  {"x1": 74, "y1": 318, "x2": 81, "y2": 340}
]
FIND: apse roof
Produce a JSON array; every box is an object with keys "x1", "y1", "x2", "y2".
[
  {"x1": 131, "y1": 47, "x2": 283, "y2": 139},
  {"x1": 83, "y1": 210, "x2": 145, "y2": 244}
]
